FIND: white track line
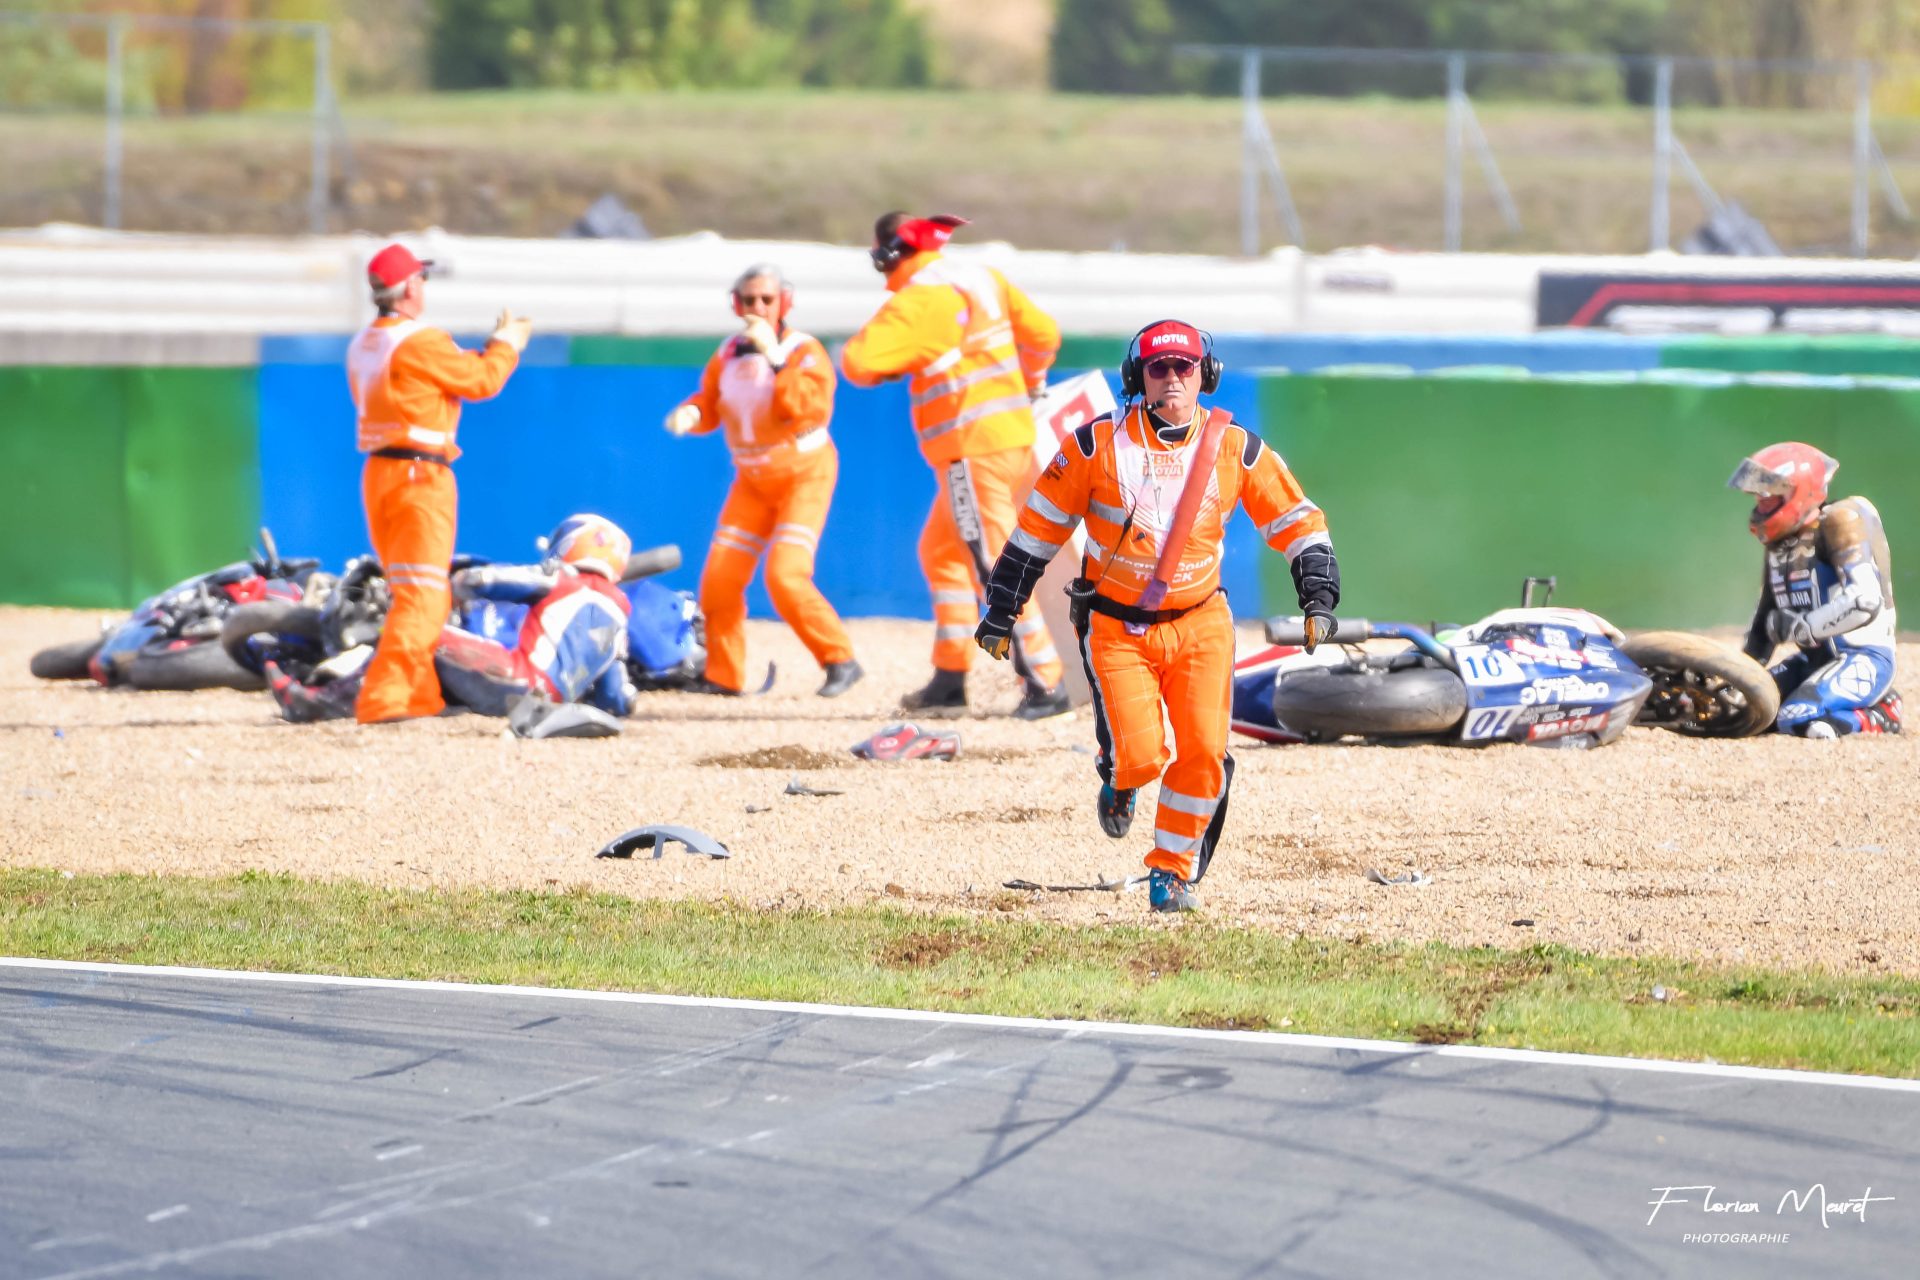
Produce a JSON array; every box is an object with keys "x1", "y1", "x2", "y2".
[{"x1": 5, "y1": 956, "x2": 1918, "y2": 1093}]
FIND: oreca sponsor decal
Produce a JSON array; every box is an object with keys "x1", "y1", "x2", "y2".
[
  {"x1": 1520, "y1": 675, "x2": 1614, "y2": 706},
  {"x1": 1527, "y1": 712, "x2": 1609, "y2": 741}
]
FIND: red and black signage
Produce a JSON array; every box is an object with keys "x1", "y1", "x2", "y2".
[{"x1": 1538, "y1": 272, "x2": 1920, "y2": 329}]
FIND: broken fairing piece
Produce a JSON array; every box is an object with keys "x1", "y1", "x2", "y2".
[
  {"x1": 1003, "y1": 875, "x2": 1150, "y2": 893},
  {"x1": 850, "y1": 722, "x2": 961, "y2": 762},
  {"x1": 596, "y1": 824, "x2": 730, "y2": 860},
  {"x1": 1364, "y1": 866, "x2": 1431, "y2": 887},
  {"x1": 784, "y1": 777, "x2": 845, "y2": 797},
  {"x1": 508, "y1": 693, "x2": 624, "y2": 739}
]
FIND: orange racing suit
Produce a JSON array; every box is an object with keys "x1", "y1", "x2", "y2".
[
  {"x1": 983, "y1": 403, "x2": 1339, "y2": 882},
  {"x1": 840, "y1": 249, "x2": 1065, "y2": 693},
  {"x1": 346, "y1": 315, "x2": 520, "y2": 722},
  {"x1": 676, "y1": 328, "x2": 853, "y2": 692}
]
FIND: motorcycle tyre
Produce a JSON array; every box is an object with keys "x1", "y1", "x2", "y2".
[
  {"x1": 1621, "y1": 631, "x2": 1779, "y2": 738},
  {"x1": 30, "y1": 639, "x2": 103, "y2": 680},
  {"x1": 1270, "y1": 666, "x2": 1467, "y2": 741},
  {"x1": 220, "y1": 602, "x2": 324, "y2": 674},
  {"x1": 126, "y1": 640, "x2": 264, "y2": 692}
]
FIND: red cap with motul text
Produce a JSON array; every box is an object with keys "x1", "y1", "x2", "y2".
[
  {"x1": 367, "y1": 243, "x2": 433, "y2": 289},
  {"x1": 1135, "y1": 320, "x2": 1204, "y2": 361}
]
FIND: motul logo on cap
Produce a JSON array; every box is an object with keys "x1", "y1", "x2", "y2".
[{"x1": 1147, "y1": 333, "x2": 1193, "y2": 349}]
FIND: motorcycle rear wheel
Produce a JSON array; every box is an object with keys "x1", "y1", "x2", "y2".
[
  {"x1": 126, "y1": 640, "x2": 263, "y2": 692},
  {"x1": 30, "y1": 638, "x2": 103, "y2": 680},
  {"x1": 220, "y1": 601, "x2": 324, "y2": 675},
  {"x1": 1270, "y1": 666, "x2": 1467, "y2": 741},
  {"x1": 1621, "y1": 631, "x2": 1779, "y2": 738}
]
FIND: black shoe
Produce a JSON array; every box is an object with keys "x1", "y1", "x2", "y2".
[
  {"x1": 686, "y1": 677, "x2": 743, "y2": 697},
  {"x1": 1013, "y1": 683, "x2": 1071, "y2": 721},
  {"x1": 900, "y1": 669, "x2": 967, "y2": 716},
  {"x1": 817, "y1": 659, "x2": 865, "y2": 698}
]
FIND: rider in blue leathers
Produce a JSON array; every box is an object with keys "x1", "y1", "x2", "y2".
[{"x1": 1730, "y1": 443, "x2": 1900, "y2": 739}]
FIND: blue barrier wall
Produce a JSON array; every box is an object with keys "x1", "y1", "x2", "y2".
[{"x1": 259, "y1": 343, "x2": 1274, "y2": 620}]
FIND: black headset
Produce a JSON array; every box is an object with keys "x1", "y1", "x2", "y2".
[{"x1": 1119, "y1": 319, "x2": 1222, "y2": 399}]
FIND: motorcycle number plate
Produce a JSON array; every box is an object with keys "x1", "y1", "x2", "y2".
[
  {"x1": 1457, "y1": 644, "x2": 1525, "y2": 687},
  {"x1": 1456, "y1": 644, "x2": 1527, "y2": 742}
]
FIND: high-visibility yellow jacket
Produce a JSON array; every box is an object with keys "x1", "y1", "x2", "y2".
[
  {"x1": 346, "y1": 315, "x2": 519, "y2": 462},
  {"x1": 839, "y1": 249, "x2": 1060, "y2": 466}
]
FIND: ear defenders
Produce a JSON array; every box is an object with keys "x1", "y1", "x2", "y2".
[{"x1": 1119, "y1": 320, "x2": 1222, "y2": 399}]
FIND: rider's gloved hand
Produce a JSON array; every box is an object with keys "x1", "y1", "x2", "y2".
[
  {"x1": 1767, "y1": 608, "x2": 1813, "y2": 649},
  {"x1": 974, "y1": 612, "x2": 1014, "y2": 661},
  {"x1": 1303, "y1": 611, "x2": 1338, "y2": 654}
]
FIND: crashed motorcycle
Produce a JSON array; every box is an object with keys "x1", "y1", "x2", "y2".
[
  {"x1": 28, "y1": 531, "x2": 323, "y2": 692},
  {"x1": 218, "y1": 544, "x2": 705, "y2": 696},
  {"x1": 1234, "y1": 580, "x2": 1779, "y2": 747}
]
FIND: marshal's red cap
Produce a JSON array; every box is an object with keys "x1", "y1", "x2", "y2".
[
  {"x1": 367, "y1": 243, "x2": 432, "y2": 289},
  {"x1": 894, "y1": 214, "x2": 969, "y2": 252},
  {"x1": 1135, "y1": 321, "x2": 1204, "y2": 361}
]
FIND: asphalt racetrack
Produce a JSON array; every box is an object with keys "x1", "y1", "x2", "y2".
[{"x1": 3, "y1": 960, "x2": 1916, "y2": 1279}]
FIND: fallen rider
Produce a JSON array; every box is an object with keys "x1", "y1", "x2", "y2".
[{"x1": 267, "y1": 514, "x2": 638, "y2": 722}]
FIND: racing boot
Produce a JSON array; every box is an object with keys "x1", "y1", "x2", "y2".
[
  {"x1": 265, "y1": 661, "x2": 357, "y2": 724},
  {"x1": 899, "y1": 668, "x2": 967, "y2": 717},
  {"x1": 817, "y1": 659, "x2": 865, "y2": 699},
  {"x1": 1097, "y1": 782, "x2": 1137, "y2": 839},
  {"x1": 1013, "y1": 681, "x2": 1072, "y2": 721},
  {"x1": 1148, "y1": 868, "x2": 1197, "y2": 913}
]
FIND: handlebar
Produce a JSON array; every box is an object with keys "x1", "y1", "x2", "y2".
[
  {"x1": 1265, "y1": 615, "x2": 1371, "y2": 645},
  {"x1": 1262, "y1": 615, "x2": 1458, "y2": 670}
]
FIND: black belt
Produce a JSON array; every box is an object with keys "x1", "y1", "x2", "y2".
[
  {"x1": 371, "y1": 447, "x2": 448, "y2": 465},
  {"x1": 1068, "y1": 579, "x2": 1221, "y2": 628}
]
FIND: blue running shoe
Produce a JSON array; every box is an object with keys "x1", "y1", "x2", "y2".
[
  {"x1": 1097, "y1": 782, "x2": 1137, "y2": 838},
  {"x1": 1148, "y1": 868, "x2": 1196, "y2": 913}
]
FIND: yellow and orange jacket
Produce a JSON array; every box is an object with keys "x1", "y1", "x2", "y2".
[
  {"x1": 677, "y1": 329, "x2": 836, "y2": 476},
  {"x1": 1008, "y1": 404, "x2": 1331, "y2": 611},
  {"x1": 347, "y1": 316, "x2": 520, "y2": 462},
  {"x1": 839, "y1": 249, "x2": 1060, "y2": 465}
]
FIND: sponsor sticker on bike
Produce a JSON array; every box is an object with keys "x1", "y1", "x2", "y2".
[{"x1": 1527, "y1": 711, "x2": 1609, "y2": 742}]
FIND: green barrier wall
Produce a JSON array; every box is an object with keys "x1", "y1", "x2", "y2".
[
  {"x1": 0, "y1": 367, "x2": 259, "y2": 608},
  {"x1": 1660, "y1": 336, "x2": 1920, "y2": 378},
  {"x1": 1257, "y1": 373, "x2": 1920, "y2": 630}
]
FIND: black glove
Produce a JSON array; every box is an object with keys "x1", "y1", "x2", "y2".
[
  {"x1": 1303, "y1": 611, "x2": 1337, "y2": 654},
  {"x1": 974, "y1": 613, "x2": 1014, "y2": 660}
]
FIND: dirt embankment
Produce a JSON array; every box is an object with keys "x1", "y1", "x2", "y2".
[{"x1": 4, "y1": 606, "x2": 1917, "y2": 975}]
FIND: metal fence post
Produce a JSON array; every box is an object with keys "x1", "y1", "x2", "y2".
[
  {"x1": 1650, "y1": 58, "x2": 1672, "y2": 252},
  {"x1": 309, "y1": 23, "x2": 333, "y2": 235},
  {"x1": 1240, "y1": 49, "x2": 1260, "y2": 257},
  {"x1": 104, "y1": 14, "x2": 124, "y2": 230},
  {"x1": 1852, "y1": 60, "x2": 1872, "y2": 257},
  {"x1": 1444, "y1": 53, "x2": 1465, "y2": 252}
]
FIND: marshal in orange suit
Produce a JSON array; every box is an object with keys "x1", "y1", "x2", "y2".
[
  {"x1": 977, "y1": 320, "x2": 1341, "y2": 913},
  {"x1": 346, "y1": 242, "x2": 530, "y2": 723},
  {"x1": 666, "y1": 264, "x2": 861, "y2": 698},
  {"x1": 840, "y1": 212, "x2": 1068, "y2": 720}
]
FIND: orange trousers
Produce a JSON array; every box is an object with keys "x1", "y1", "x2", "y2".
[
  {"x1": 356, "y1": 455, "x2": 455, "y2": 723},
  {"x1": 921, "y1": 445, "x2": 1063, "y2": 690},
  {"x1": 700, "y1": 450, "x2": 853, "y2": 693},
  {"x1": 1079, "y1": 593, "x2": 1234, "y2": 882}
]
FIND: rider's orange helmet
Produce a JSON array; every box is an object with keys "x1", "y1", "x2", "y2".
[{"x1": 1727, "y1": 442, "x2": 1837, "y2": 543}]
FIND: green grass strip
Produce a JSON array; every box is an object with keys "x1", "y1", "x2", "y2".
[{"x1": 4, "y1": 869, "x2": 1917, "y2": 1078}]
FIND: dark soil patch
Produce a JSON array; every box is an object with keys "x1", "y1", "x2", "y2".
[
  {"x1": 878, "y1": 930, "x2": 983, "y2": 969},
  {"x1": 697, "y1": 745, "x2": 843, "y2": 771}
]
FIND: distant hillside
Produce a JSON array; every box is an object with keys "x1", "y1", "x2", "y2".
[{"x1": 2, "y1": 88, "x2": 1915, "y2": 259}]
